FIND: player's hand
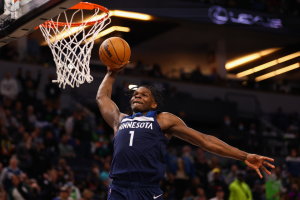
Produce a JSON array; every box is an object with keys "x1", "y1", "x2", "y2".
[
  {"x1": 244, "y1": 154, "x2": 275, "y2": 178},
  {"x1": 107, "y1": 61, "x2": 130, "y2": 73}
]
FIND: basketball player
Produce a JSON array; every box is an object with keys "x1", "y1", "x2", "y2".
[{"x1": 96, "y1": 64, "x2": 274, "y2": 200}]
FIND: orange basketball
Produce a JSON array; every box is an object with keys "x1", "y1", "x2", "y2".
[{"x1": 99, "y1": 37, "x2": 131, "y2": 68}]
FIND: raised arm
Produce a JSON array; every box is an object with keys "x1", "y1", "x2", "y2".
[
  {"x1": 158, "y1": 112, "x2": 275, "y2": 178},
  {"x1": 96, "y1": 66, "x2": 127, "y2": 133}
]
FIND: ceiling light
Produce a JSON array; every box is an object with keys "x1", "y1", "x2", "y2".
[
  {"x1": 255, "y1": 63, "x2": 300, "y2": 82},
  {"x1": 237, "y1": 51, "x2": 300, "y2": 78},
  {"x1": 226, "y1": 48, "x2": 280, "y2": 70},
  {"x1": 277, "y1": 52, "x2": 300, "y2": 63},
  {"x1": 93, "y1": 26, "x2": 130, "y2": 40},
  {"x1": 111, "y1": 10, "x2": 151, "y2": 20}
]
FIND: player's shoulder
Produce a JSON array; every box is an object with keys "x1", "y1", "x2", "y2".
[
  {"x1": 157, "y1": 112, "x2": 182, "y2": 126},
  {"x1": 119, "y1": 113, "x2": 129, "y2": 122},
  {"x1": 157, "y1": 112, "x2": 177, "y2": 119}
]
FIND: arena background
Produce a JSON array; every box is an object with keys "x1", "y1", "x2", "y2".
[{"x1": 0, "y1": 0, "x2": 300, "y2": 200}]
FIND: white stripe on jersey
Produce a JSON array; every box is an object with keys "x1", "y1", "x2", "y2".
[{"x1": 122, "y1": 116, "x2": 154, "y2": 122}]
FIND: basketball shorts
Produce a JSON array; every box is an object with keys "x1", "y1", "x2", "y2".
[{"x1": 108, "y1": 180, "x2": 163, "y2": 200}]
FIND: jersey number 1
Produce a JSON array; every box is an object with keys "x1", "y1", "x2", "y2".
[{"x1": 129, "y1": 131, "x2": 135, "y2": 146}]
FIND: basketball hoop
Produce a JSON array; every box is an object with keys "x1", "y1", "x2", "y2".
[{"x1": 39, "y1": 2, "x2": 110, "y2": 88}]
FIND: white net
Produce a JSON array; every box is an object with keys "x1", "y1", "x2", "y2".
[{"x1": 39, "y1": 6, "x2": 110, "y2": 88}]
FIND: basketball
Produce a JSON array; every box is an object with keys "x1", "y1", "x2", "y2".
[{"x1": 99, "y1": 37, "x2": 131, "y2": 68}]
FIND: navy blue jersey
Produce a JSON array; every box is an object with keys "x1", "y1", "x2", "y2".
[{"x1": 109, "y1": 111, "x2": 169, "y2": 183}]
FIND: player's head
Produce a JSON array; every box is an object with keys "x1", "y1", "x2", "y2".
[{"x1": 130, "y1": 86, "x2": 163, "y2": 113}]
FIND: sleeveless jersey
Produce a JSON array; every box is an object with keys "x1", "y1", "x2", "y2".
[{"x1": 109, "y1": 111, "x2": 169, "y2": 183}]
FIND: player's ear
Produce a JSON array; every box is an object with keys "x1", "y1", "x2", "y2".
[{"x1": 151, "y1": 102, "x2": 157, "y2": 110}]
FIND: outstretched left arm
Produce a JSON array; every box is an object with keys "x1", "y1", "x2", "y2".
[{"x1": 159, "y1": 112, "x2": 275, "y2": 178}]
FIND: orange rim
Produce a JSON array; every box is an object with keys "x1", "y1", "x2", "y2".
[{"x1": 38, "y1": 2, "x2": 109, "y2": 28}]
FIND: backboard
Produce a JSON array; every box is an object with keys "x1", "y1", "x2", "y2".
[{"x1": 0, "y1": 0, "x2": 81, "y2": 47}]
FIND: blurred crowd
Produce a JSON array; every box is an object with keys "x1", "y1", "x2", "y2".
[
  {"x1": 121, "y1": 62, "x2": 300, "y2": 96},
  {"x1": 201, "y1": 0, "x2": 300, "y2": 17},
  {"x1": 162, "y1": 146, "x2": 300, "y2": 200},
  {"x1": 1, "y1": 37, "x2": 300, "y2": 96},
  {"x1": 0, "y1": 68, "x2": 299, "y2": 200}
]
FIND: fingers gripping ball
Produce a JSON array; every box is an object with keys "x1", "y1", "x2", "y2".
[{"x1": 99, "y1": 37, "x2": 131, "y2": 68}]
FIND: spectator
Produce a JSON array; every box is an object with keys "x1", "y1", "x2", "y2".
[
  {"x1": 42, "y1": 170, "x2": 60, "y2": 200},
  {"x1": 161, "y1": 173, "x2": 176, "y2": 200},
  {"x1": 28, "y1": 180, "x2": 41, "y2": 200},
  {"x1": 288, "y1": 183, "x2": 300, "y2": 200},
  {"x1": 210, "y1": 186, "x2": 224, "y2": 200},
  {"x1": 263, "y1": 127, "x2": 281, "y2": 155},
  {"x1": 182, "y1": 189, "x2": 194, "y2": 200},
  {"x1": 226, "y1": 164, "x2": 238, "y2": 185},
  {"x1": 44, "y1": 74, "x2": 61, "y2": 109},
  {"x1": 63, "y1": 177, "x2": 81, "y2": 200},
  {"x1": 0, "y1": 127, "x2": 14, "y2": 166},
  {"x1": 149, "y1": 64, "x2": 163, "y2": 78},
  {"x1": 195, "y1": 187, "x2": 207, "y2": 200},
  {"x1": 16, "y1": 69, "x2": 41, "y2": 106},
  {"x1": 0, "y1": 72, "x2": 19, "y2": 100},
  {"x1": 44, "y1": 131, "x2": 59, "y2": 158},
  {"x1": 0, "y1": 185, "x2": 6, "y2": 200},
  {"x1": 12, "y1": 125, "x2": 25, "y2": 145},
  {"x1": 245, "y1": 167, "x2": 261, "y2": 189},
  {"x1": 42, "y1": 104, "x2": 57, "y2": 123},
  {"x1": 0, "y1": 158, "x2": 23, "y2": 192},
  {"x1": 73, "y1": 111, "x2": 92, "y2": 159},
  {"x1": 183, "y1": 145, "x2": 194, "y2": 163},
  {"x1": 265, "y1": 168, "x2": 282, "y2": 200},
  {"x1": 8, "y1": 175, "x2": 30, "y2": 200},
  {"x1": 99, "y1": 162, "x2": 112, "y2": 189},
  {"x1": 190, "y1": 65, "x2": 204, "y2": 83},
  {"x1": 16, "y1": 132, "x2": 31, "y2": 172},
  {"x1": 286, "y1": 148, "x2": 300, "y2": 187},
  {"x1": 207, "y1": 158, "x2": 220, "y2": 183},
  {"x1": 58, "y1": 135, "x2": 76, "y2": 158},
  {"x1": 57, "y1": 159, "x2": 71, "y2": 176},
  {"x1": 252, "y1": 180, "x2": 265, "y2": 200},
  {"x1": 64, "y1": 111, "x2": 78, "y2": 135},
  {"x1": 208, "y1": 168, "x2": 228, "y2": 199},
  {"x1": 190, "y1": 177, "x2": 203, "y2": 196},
  {"x1": 208, "y1": 68, "x2": 221, "y2": 84},
  {"x1": 229, "y1": 171, "x2": 252, "y2": 200},
  {"x1": 94, "y1": 140, "x2": 110, "y2": 163},
  {"x1": 12, "y1": 102, "x2": 24, "y2": 123},
  {"x1": 195, "y1": 153, "x2": 210, "y2": 189},
  {"x1": 28, "y1": 139, "x2": 51, "y2": 182},
  {"x1": 166, "y1": 149, "x2": 195, "y2": 200},
  {"x1": 87, "y1": 165, "x2": 100, "y2": 193},
  {"x1": 81, "y1": 189, "x2": 93, "y2": 200},
  {"x1": 52, "y1": 187, "x2": 73, "y2": 200},
  {"x1": 4, "y1": 109, "x2": 19, "y2": 129},
  {"x1": 26, "y1": 105, "x2": 37, "y2": 124}
]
